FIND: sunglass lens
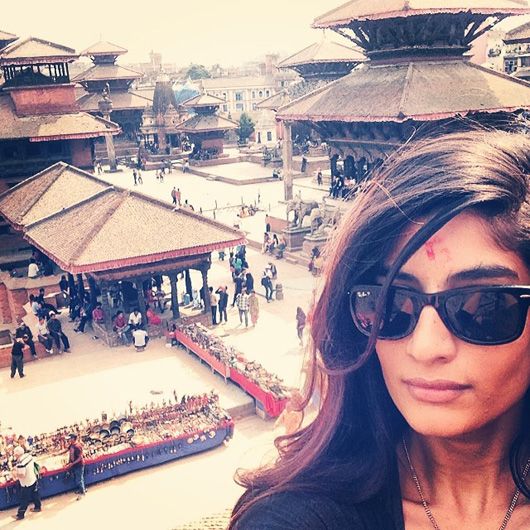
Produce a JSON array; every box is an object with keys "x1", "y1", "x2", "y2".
[
  {"x1": 351, "y1": 286, "x2": 416, "y2": 339},
  {"x1": 446, "y1": 290, "x2": 522, "y2": 344}
]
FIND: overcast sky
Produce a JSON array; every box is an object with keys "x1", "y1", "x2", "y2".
[{"x1": 3, "y1": 0, "x2": 348, "y2": 66}]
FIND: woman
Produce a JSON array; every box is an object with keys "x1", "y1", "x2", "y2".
[
  {"x1": 230, "y1": 129, "x2": 530, "y2": 529},
  {"x1": 296, "y1": 307, "x2": 306, "y2": 346},
  {"x1": 248, "y1": 290, "x2": 260, "y2": 327}
]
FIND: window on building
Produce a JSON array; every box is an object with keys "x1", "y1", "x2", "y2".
[
  {"x1": 252, "y1": 103, "x2": 257, "y2": 110},
  {"x1": 267, "y1": 131, "x2": 273, "y2": 142},
  {"x1": 223, "y1": 104, "x2": 228, "y2": 112},
  {"x1": 236, "y1": 103, "x2": 244, "y2": 111},
  {"x1": 258, "y1": 91, "x2": 263, "y2": 97},
  {"x1": 252, "y1": 91, "x2": 256, "y2": 99},
  {"x1": 266, "y1": 90, "x2": 270, "y2": 97},
  {"x1": 223, "y1": 92, "x2": 227, "y2": 100},
  {"x1": 235, "y1": 92, "x2": 243, "y2": 101}
]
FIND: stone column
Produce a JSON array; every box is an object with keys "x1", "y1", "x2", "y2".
[
  {"x1": 98, "y1": 88, "x2": 117, "y2": 172},
  {"x1": 281, "y1": 121, "x2": 293, "y2": 201},
  {"x1": 169, "y1": 274, "x2": 180, "y2": 319}
]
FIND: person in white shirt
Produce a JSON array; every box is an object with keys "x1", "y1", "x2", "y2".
[
  {"x1": 36, "y1": 316, "x2": 53, "y2": 354},
  {"x1": 12, "y1": 446, "x2": 41, "y2": 520},
  {"x1": 128, "y1": 309, "x2": 142, "y2": 330},
  {"x1": 132, "y1": 328, "x2": 148, "y2": 350},
  {"x1": 27, "y1": 259, "x2": 39, "y2": 279}
]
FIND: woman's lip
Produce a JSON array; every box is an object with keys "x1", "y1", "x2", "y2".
[
  {"x1": 403, "y1": 379, "x2": 471, "y2": 404},
  {"x1": 403, "y1": 378, "x2": 471, "y2": 391}
]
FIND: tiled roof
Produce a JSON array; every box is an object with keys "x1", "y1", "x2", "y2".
[
  {"x1": 0, "y1": 162, "x2": 245, "y2": 273},
  {"x1": 0, "y1": 164, "x2": 109, "y2": 228},
  {"x1": 81, "y1": 41, "x2": 128, "y2": 56},
  {"x1": 73, "y1": 64, "x2": 143, "y2": 82},
  {"x1": 182, "y1": 93, "x2": 225, "y2": 107},
  {"x1": 0, "y1": 94, "x2": 120, "y2": 140},
  {"x1": 313, "y1": 0, "x2": 530, "y2": 27},
  {"x1": 504, "y1": 20, "x2": 530, "y2": 43},
  {"x1": 176, "y1": 114, "x2": 238, "y2": 133},
  {"x1": 277, "y1": 60, "x2": 530, "y2": 123},
  {"x1": 77, "y1": 90, "x2": 152, "y2": 111},
  {"x1": 278, "y1": 39, "x2": 365, "y2": 68},
  {"x1": 202, "y1": 76, "x2": 277, "y2": 89},
  {"x1": 0, "y1": 37, "x2": 78, "y2": 65}
]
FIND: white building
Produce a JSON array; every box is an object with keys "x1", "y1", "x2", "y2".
[{"x1": 201, "y1": 76, "x2": 284, "y2": 118}]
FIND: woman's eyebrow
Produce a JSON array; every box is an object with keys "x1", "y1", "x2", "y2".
[
  {"x1": 449, "y1": 265, "x2": 520, "y2": 283},
  {"x1": 378, "y1": 268, "x2": 419, "y2": 284}
]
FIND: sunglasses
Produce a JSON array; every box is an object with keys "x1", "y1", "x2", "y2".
[{"x1": 349, "y1": 284, "x2": 530, "y2": 346}]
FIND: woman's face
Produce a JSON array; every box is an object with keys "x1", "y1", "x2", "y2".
[{"x1": 376, "y1": 212, "x2": 530, "y2": 437}]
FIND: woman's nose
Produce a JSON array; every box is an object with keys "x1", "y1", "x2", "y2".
[{"x1": 405, "y1": 306, "x2": 458, "y2": 363}]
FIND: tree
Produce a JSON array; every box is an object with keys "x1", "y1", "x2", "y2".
[
  {"x1": 185, "y1": 64, "x2": 211, "y2": 80},
  {"x1": 237, "y1": 113, "x2": 255, "y2": 143}
]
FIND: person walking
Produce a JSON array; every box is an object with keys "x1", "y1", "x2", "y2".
[
  {"x1": 132, "y1": 169, "x2": 138, "y2": 186},
  {"x1": 15, "y1": 322, "x2": 37, "y2": 359},
  {"x1": 67, "y1": 434, "x2": 86, "y2": 499},
  {"x1": 10, "y1": 338, "x2": 25, "y2": 378},
  {"x1": 47, "y1": 313, "x2": 70, "y2": 353},
  {"x1": 209, "y1": 287, "x2": 219, "y2": 325},
  {"x1": 232, "y1": 273, "x2": 244, "y2": 307},
  {"x1": 175, "y1": 187, "x2": 181, "y2": 206},
  {"x1": 171, "y1": 187, "x2": 177, "y2": 205},
  {"x1": 12, "y1": 446, "x2": 41, "y2": 520},
  {"x1": 248, "y1": 290, "x2": 260, "y2": 327},
  {"x1": 236, "y1": 289, "x2": 250, "y2": 328},
  {"x1": 216, "y1": 286, "x2": 229, "y2": 323},
  {"x1": 316, "y1": 168, "x2": 323, "y2": 186},
  {"x1": 296, "y1": 306, "x2": 307, "y2": 346},
  {"x1": 261, "y1": 272, "x2": 274, "y2": 302},
  {"x1": 245, "y1": 272, "x2": 254, "y2": 293}
]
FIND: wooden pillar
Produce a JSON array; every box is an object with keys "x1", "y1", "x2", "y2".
[
  {"x1": 88, "y1": 276, "x2": 98, "y2": 306},
  {"x1": 200, "y1": 266, "x2": 211, "y2": 320},
  {"x1": 76, "y1": 273, "x2": 85, "y2": 300},
  {"x1": 99, "y1": 281, "x2": 112, "y2": 332},
  {"x1": 169, "y1": 274, "x2": 180, "y2": 319},
  {"x1": 67, "y1": 273, "x2": 76, "y2": 297},
  {"x1": 185, "y1": 269, "x2": 193, "y2": 297},
  {"x1": 135, "y1": 279, "x2": 147, "y2": 327},
  {"x1": 281, "y1": 121, "x2": 293, "y2": 201}
]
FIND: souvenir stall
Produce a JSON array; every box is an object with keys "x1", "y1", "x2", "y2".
[
  {"x1": 173, "y1": 323, "x2": 290, "y2": 417},
  {"x1": 0, "y1": 392, "x2": 233, "y2": 509}
]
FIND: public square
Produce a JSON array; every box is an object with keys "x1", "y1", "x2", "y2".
[{"x1": 3, "y1": 1, "x2": 530, "y2": 528}]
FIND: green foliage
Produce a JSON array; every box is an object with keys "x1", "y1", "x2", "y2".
[
  {"x1": 237, "y1": 113, "x2": 255, "y2": 142},
  {"x1": 186, "y1": 64, "x2": 211, "y2": 80}
]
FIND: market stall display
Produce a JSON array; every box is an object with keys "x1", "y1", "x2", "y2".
[
  {"x1": 0, "y1": 392, "x2": 233, "y2": 509},
  {"x1": 174, "y1": 323, "x2": 289, "y2": 417}
]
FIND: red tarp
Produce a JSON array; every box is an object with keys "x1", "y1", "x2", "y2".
[
  {"x1": 174, "y1": 331, "x2": 287, "y2": 417},
  {"x1": 174, "y1": 330, "x2": 230, "y2": 379}
]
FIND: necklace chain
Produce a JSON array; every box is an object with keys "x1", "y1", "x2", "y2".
[{"x1": 402, "y1": 437, "x2": 530, "y2": 530}]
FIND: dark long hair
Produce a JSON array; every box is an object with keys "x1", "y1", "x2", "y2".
[{"x1": 230, "y1": 129, "x2": 530, "y2": 525}]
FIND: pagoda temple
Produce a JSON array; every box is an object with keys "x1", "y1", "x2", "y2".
[
  {"x1": 277, "y1": 1, "x2": 530, "y2": 187},
  {"x1": 0, "y1": 36, "x2": 120, "y2": 188},
  {"x1": 176, "y1": 94, "x2": 238, "y2": 160},
  {"x1": 503, "y1": 20, "x2": 530, "y2": 81},
  {"x1": 74, "y1": 41, "x2": 151, "y2": 138}
]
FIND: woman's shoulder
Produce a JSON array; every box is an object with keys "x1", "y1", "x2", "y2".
[{"x1": 232, "y1": 490, "x2": 365, "y2": 530}]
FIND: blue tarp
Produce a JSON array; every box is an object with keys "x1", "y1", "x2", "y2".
[{"x1": 0, "y1": 426, "x2": 230, "y2": 510}]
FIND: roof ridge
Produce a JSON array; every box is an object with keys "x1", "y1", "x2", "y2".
[
  {"x1": 397, "y1": 62, "x2": 415, "y2": 118},
  {"x1": 68, "y1": 191, "x2": 127, "y2": 265},
  {"x1": 1, "y1": 36, "x2": 77, "y2": 57}
]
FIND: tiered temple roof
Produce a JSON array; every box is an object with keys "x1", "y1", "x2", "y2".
[
  {"x1": 0, "y1": 37, "x2": 78, "y2": 65},
  {"x1": 81, "y1": 41, "x2": 128, "y2": 58},
  {"x1": 0, "y1": 162, "x2": 245, "y2": 274},
  {"x1": 176, "y1": 93, "x2": 238, "y2": 133},
  {"x1": 279, "y1": 1, "x2": 530, "y2": 124}
]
